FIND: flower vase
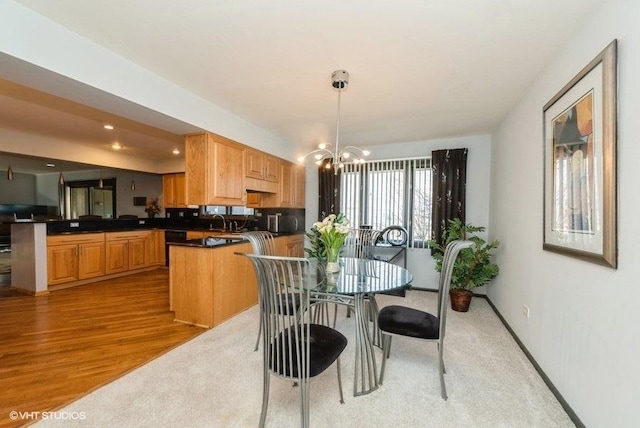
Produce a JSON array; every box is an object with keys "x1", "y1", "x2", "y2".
[
  {"x1": 326, "y1": 247, "x2": 341, "y2": 273},
  {"x1": 148, "y1": 212, "x2": 155, "y2": 219}
]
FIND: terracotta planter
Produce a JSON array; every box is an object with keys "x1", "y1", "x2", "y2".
[{"x1": 449, "y1": 289, "x2": 473, "y2": 312}]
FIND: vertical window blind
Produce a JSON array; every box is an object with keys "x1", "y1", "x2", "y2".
[{"x1": 340, "y1": 157, "x2": 432, "y2": 248}]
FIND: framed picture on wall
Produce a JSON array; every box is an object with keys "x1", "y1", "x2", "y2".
[{"x1": 542, "y1": 40, "x2": 617, "y2": 268}]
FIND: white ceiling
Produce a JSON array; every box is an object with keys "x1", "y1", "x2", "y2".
[{"x1": 3, "y1": 0, "x2": 607, "y2": 173}]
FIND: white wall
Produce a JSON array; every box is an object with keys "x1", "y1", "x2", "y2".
[
  {"x1": 304, "y1": 134, "x2": 492, "y2": 291},
  {"x1": 489, "y1": 1, "x2": 640, "y2": 426},
  {"x1": 0, "y1": 1, "x2": 295, "y2": 171}
]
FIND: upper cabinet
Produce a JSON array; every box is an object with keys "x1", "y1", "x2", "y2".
[
  {"x1": 185, "y1": 133, "x2": 246, "y2": 206},
  {"x1": 163, "y1": 173, "x2": 186, "y2": 208},
  {"x1": 245, "y1": 148, "x2": 279, "y2": 193},
  {"x1": 263, "y1": 160, "x2": 305, "y2": 208},
  {"x1": 184, "y1": 131, "x2": 304, "y2": 208}
]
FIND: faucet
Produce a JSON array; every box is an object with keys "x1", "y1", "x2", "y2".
[{"x1": 212, "y1": 214, "x2": 226, "y2": 230}]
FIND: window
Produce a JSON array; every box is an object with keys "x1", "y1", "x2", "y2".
[{"x1": 340, "y1": 157, "x2": 431, "y2": 248}]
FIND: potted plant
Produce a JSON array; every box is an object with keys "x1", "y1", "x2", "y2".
[{"x1": 428, "y1": 218, "x2": 500, "y2": 312}]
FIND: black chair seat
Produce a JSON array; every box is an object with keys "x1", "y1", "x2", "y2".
[
  {"x1": 378, "y1": 305, "x2": 439, "y2": 340},
  {"x1": 270, "y1": 324, "x2": 347, "y2": 378}
]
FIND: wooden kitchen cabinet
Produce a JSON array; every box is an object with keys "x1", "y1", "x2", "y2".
[
  {"x1": 293, "y1": 164, "x2": 306, "y2": 208},
  {"x1": 262, "y1": 161, "x2": 305, "y2": 208},
  {"x1": 170, "y1": 241, "x2": 258, "y2": 328},
  {"x1": 146, "y1": 229, "x2": 166, "y2": 266},
  {"x1": 163, "y1": 173, "x2": 186, "y2": 208},
  {"x1": 47, "y1": 233, "x2": 105, "y2": 286},
  {"x1": 245, "y1": 148, "x2": 279, "y2": 193},
  {"x1": 274, "y1": 234, "x2": 305, "y2": 257},
  {"x1": 105, "y1": 231, "x2": 152, "y2": 274},
  {"x1": 284, "y1": 234, "x2": 304, "y2": 257},
  {"x1": 185, "y1": 132, "x2": 246, "y2": 206}
]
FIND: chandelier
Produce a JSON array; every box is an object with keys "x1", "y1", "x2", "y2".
[{"x1": 298, "y1": 70, "x2": 370, "y2": 174}]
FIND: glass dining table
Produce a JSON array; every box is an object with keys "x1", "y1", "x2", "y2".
[{"x1": 309, "y1": 257, "x2": 413, "y2": 396}]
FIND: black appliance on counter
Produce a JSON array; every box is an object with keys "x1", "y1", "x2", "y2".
[{"x1": 164, "y1": 230, "x2": 188, "y2": 267}]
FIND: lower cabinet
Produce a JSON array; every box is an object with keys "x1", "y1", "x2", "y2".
[
  {"x1": 47, "y1": 230, "x2": 166, "y2": 288},
  {"x1": 170, "y1": 241, "x2": 258, "y2": 328},
  {"x1": 47, "y1": 233, "x2": 106, "y2": 286},
  {"x1": 274, "y1": 234, "x2": 305, "y2": 257},
  {"x1": 105, "y1": 231, "x2": 152, "y2": 274}
]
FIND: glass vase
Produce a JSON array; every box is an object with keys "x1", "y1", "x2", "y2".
[{"x1": 326, "y1": 247, "x2": 341, "y2": 273}]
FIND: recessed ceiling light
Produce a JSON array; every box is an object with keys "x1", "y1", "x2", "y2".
[
  {"x1": 103, "y1": 124, "x2": 114, "y2": 130},
  {"x1": 112, "y1": 142, "x2": 122, "y2": 150},
  {"x1": 172, "y1": 148, "x2": 180, "y2": 155},
  {"x1": 46, "y1": 163, "x2": 55, "y2": 168}
]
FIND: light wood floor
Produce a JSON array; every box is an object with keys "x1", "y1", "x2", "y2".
[{"x1": 0, "y1": 269, "x2": 204, "y2": 428}]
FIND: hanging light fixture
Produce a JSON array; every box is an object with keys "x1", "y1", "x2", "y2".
[
  {"x1": 58, "y1": 172, "x2": 65, "y2": 185},
  {"x1": 131, "y1": 180, "x2": 136, "y2": 191},
  {"x1": 7, "y1": 165, "x2": 14, "y2": 181},
  {"x1": 297, "y1": 70, "x2": 370, "y2": 174}
]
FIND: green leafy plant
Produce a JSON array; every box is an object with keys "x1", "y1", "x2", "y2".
[
  {"x1": 427, "y1": 218, "x2": 500, "y2": 290},
  {"x1": 304, "y1": 213, "x2": 350, "y2": 259},
  {"x1": 304, "y1": 225, "x2": 327, "y2": 259}
]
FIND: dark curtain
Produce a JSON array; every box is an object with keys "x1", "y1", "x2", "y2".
[
  {"x1": 317, "y1": 160, "x2": 341, "y2": 220},
  {"x1": 431, "y1": 148, "x2": 468, "y2": 251}
]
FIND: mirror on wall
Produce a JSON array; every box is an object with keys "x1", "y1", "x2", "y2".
[{"x1": 64, "y1": 178, "x2": 117, "y2": 219}]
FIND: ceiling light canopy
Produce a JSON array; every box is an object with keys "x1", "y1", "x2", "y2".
[{"x1": 298, "y1": 70, "x2": 370, "y2": 174}]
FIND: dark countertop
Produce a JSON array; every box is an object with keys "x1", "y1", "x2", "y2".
[{"x1": 168, "y1": 237, "x2": 246, "y2": 248}]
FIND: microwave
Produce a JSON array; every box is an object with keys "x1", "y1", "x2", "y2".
[{"x1": 267, "y1": 215, "x2": 298, "y2": 233}]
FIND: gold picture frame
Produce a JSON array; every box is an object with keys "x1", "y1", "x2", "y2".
[{"x1": 543, "y1": 40, "x2": 617, "y2": 268}]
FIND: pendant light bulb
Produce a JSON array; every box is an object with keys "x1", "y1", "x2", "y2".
[
  {"x1": 131, "y1": 180, "x2": 136, "y2": 191},
  {"x1": 58, "y1": 172, "x2": 65, "y2": 185},
  {"x1": 7, "y1": 165, "x2": 14, "y2": 181},
  {"x1": 98, "y1": 177, "x2": 104, "y2": 188}
]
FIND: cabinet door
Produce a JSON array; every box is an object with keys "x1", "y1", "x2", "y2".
[
  {"x1": 163, "y1": 174, "x2": 187, "y2": 208},
  {"x1": 146, "y1": 230, "x2": 166, "y2": 266},
  {"x1": 47, "y1": 244, "x2": 79, "y2": 285},
  {"x1": 185, "y1": 133, "x2": 246, "y2": 206},
  {"x1": 246, "y1": 192, "x2": 262, "y2": 208},
  {"x1": 209, "y1": 138, "x2": 246, "y2": 205},
  {"x1": 246, "y1": 149, "x2": 264, "y2": 180},
  {"x1": 293, "y1": 164, "x2": 306, "y2": 208},
  {"x1": 78, "y1": 242, "x2": 105, "y2": 279},
  {"x1": 278, "y1": 162, "x2": 294, "y2": 207},
  {"x1": 174, "y1": 174, "x2": 186, "y2": 207},
  {"x1": 285, "y1": 236, "x2": 305, "y2": 257},
  {"x1": 264, "y1": 155, "x2": 280, "y2": 183},
  {"x1": 128, "y1": 238, "x2": 147, "y2": 270},
  {"x1": 105, "y1": 240, "x2": 129, "y2": 274},
  {"x1": 163, "y1": 175, "x2": 176, "y2": 208}
]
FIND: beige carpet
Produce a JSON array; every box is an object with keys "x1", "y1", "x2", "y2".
[{"x1": 34, "y1": 291, "x2": 574, "y2": 427}]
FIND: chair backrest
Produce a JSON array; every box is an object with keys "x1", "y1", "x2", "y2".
[
  {"x1": 377, "y1": 226, "x2": 408, "y2": 247},
  {"x1": 437, "y1": 240, "x2": 474, "y2": 340},
  {"x1": 118, "y1": 214, "x2": 138, "y2": 219},
  {"x1": 242, "y1": 231, "x2": 276, "y2": 255},
  {"x1": 244, "y1": 254, "x2": 313, "y2": 381},
  {"x1": 342, "y1": 228, "x2": 380, "y2": 259}
]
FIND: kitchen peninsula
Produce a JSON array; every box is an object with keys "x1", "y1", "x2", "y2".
[{"x1": 168, "y1": 233, "x2": 304, "y2": 328}]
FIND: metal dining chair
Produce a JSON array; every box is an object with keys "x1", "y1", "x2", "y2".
[
  {"x1": 342, "y1": 228, "x2": 382, "y2": 335},
  {"x1": 378, "y1": 239, "x2": 474, "y2": 400},
  {"x1": 244, "y1": 254, "x2": 347, "y2": 428},
  {"x1": 242, "y1": 231, "x2": 278, "y2": 351}
]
